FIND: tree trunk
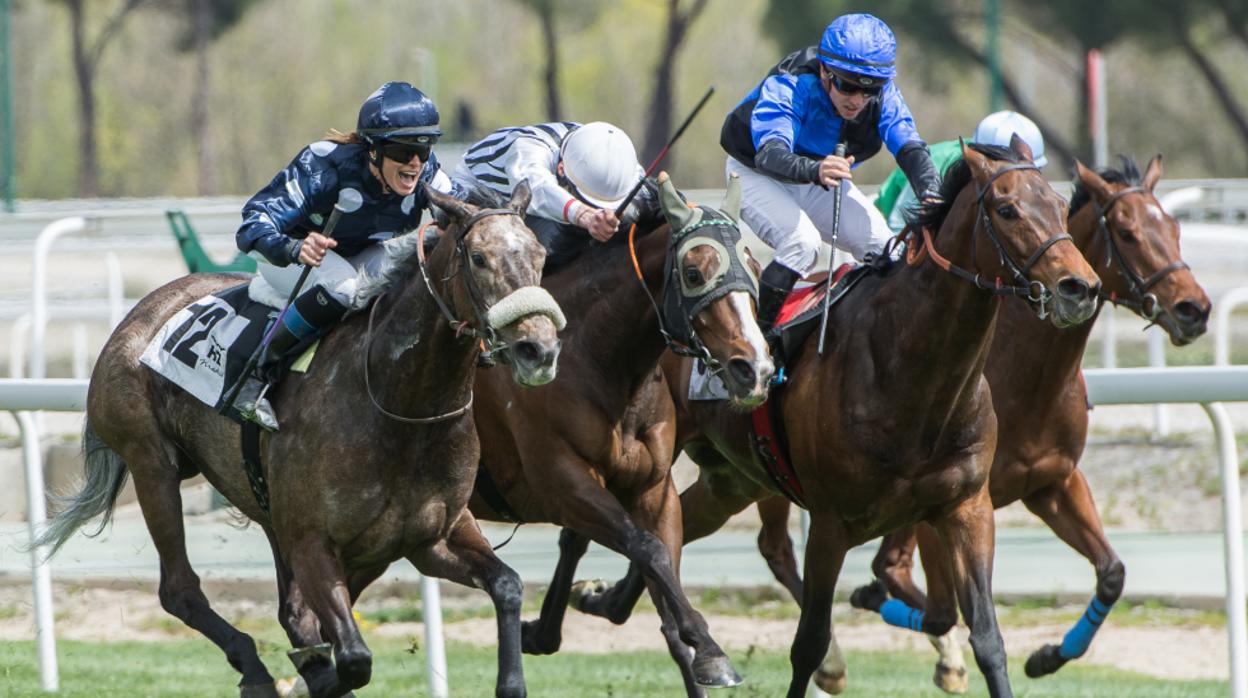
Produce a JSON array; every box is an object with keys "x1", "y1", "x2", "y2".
[
  {"x1": 191, "y1": 0, "x2": 216, "y2": 194},
  {"x1": 1177, "y1": 28, "x2": 1248, "y2": 172},
  {"x1": 641, "y1": 0, "x2": 708, "y2": 169},
  {"x1": 66, "y1": 0, "x2": 98, "y2": 197},
  {"x1": 536, "y1": 0, "x2": 561, "y2": 122}
]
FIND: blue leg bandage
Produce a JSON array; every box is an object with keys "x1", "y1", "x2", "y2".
[
  {"x1": 879, "y1": 598, "x2": 926, "y2": 632},
  {"x1": 1059, "y1": 596, "x2": 1113, "y2": 659}
]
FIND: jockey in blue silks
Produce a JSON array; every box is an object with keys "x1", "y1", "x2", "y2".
[
  {"x1": 719, "y1": 13, "x2": 941, "y2": 340},
  {"x1": 233, "y1": 81, "x2": 455, "y2": 429}
]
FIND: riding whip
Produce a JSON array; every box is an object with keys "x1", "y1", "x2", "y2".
[
  {"x1": 817, "y1": 141, "x2": 848, "y2": 357},
  {"x1": 613, "y1": 86, "x2": 716, "y2": 218},
  {"x1": 221, "y1": 188, "x2": 363, "y2": 413}
]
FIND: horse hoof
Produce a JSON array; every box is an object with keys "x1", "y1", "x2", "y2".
[
  {"x1": 520, "y1": 619, "x2": 560, "y2": 655},
  {"x1": 569, "y1": 579, "x2": 610, "y2": 613},
  {"x1": 814, "y1": 666, "x2": 847, "y2": 694},
  {"x1": 849, "y1": 580, "x2": 888, "y2": 612},
  {"x1": 933, "y1": 661, "x2": 968, "y2": 694},
  {"x1": 692, "y1": 653, "x2": 743, "y2": 688},
  {"x1": 239, "y1": 681, "x2": 281, "y2": 698},
  {"x1": 1025, "y1": 643, "x2": 1068, "y2": 678}
]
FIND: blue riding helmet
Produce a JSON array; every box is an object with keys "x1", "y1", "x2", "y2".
[
  {"x1": 818, "y1": 13, "x2": 897, "y2": 85},
  {"x1": 357, "y1": 81, "x2": 442, "y2": 146}
]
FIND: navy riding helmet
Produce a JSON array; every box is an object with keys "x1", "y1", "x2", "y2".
[
  {"x1": 818, "y1": 13, "x2": 897, "y2": 87},
  {"x1": 357, "y1": 81, "x2": 443, "y2": 147}
]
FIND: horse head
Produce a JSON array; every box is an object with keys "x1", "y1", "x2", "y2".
[
  {"x1": 656, "y1": 172, "x2": 773, "y2": 408},
  {"x1": 1071, "y1": 156, "x2": 1210, "y2": 345},
  {"x1": 424, "y1": 181, "x2": 565, "y2": 387},
  {"x1": 955, "y1": 137, "x2": 1101, "y2": 327}
]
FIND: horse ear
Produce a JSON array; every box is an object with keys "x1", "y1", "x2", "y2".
[
  {"x1": 1074, "y1": 159, "x2": 1114, "y2": 202},
  {"x1": 423, "y1": 182, "x2": 472, "y2": 224},
  {"x1": 1142, "y1": 154, "x2": 1163, "y2": 191},
  {"x1": 1009, "y1": 132, "x2": 1034, "y2": 163},
  {"x1": 960, "y1": 137, "x2": 992, "y2": 181},
  {"x1": 509, "y1": 178, "x2": 533, "y2": 215},
  {"x1": 721, "y1": 172, "x2": 742, "y2": 223},
  {"x1": 657, "y1": 171, "x2": 697, "y2": 232}
]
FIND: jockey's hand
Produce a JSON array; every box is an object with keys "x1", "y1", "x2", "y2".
[
  {"x1": 298, "y1": 232, "x2": 337, "y2": 267},
  {"x1": 818, "y1": 153, "x2": 855, "y2": 188},
  {"x1": 577, "y1": 207, "x2": 621, "y2": 242}
]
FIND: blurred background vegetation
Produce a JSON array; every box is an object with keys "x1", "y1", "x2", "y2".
[{"x1": 5, "y1": 0, "x2": 1247, "y2": 200}]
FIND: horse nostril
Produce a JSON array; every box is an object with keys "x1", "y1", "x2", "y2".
[
  {"x1": 513, "y1": 340, "x2": 542, "y2": 366},
  {"x1": 1174, "y1": 300, "x2": 1209, "y2": 325},
  {"x1": 727, "y1": 358, "x2": 756, "y2": 387},
  {"x1": 1057, "y1": 277, "x2": 1094, "y2": 303}
]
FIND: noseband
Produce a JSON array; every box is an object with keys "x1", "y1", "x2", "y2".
[
  {"x1": 1093, "y1": 186, "x2": 1190, "y2": 322},
  {"x1": 906, "y1": 163, "x2": 1073, "y2": 320}
]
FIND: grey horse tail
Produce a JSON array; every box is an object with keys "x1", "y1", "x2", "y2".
[{"x1": 30, "y1": 422, "x2": 129, "y2": 558}]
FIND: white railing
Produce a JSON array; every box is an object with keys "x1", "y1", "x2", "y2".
[{"x1": 0, "y1": 379, "x2": 448, "y2": 697}]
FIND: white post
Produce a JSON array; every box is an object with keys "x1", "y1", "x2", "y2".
[
  {"x1": 1101, "y1": 309, "x2": 1117, "y2": 368},
  {"x1": 31, "y1": 217, "x2": 87, "y2": 379},
  {"x1": 1215, "y1": 288, "x2": 1248, "y2": 366},
  {"x1": 14, "y1": 410, "x2": 59, "y2": 691},
  {"x1": 72, "y1": 324, "x2": 88, "y2": 379},
  {"x1": 105, "y1": 252, "x2": 124, "y2": 329},
  {"x1": 1148, "y1": 329, "x2": 1169, "y2": 436},
  {"x1": 9, "y1": 312, "x2": 29, "y2": 378},
  {"x1": 420, "y1": 575, "x2": 449, "y2": 698},
  {"x1": 1204, "y1": 403, "x2": 1247, "y2": 698}
]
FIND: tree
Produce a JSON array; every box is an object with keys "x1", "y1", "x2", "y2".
[
  {"x1": 60, "y1": 0, "x2": 147, "y2": 197},
  {"x1": 512, "y1": 0, "x2": 604, "y2": 123},
  {"x1": 641, "y1": 0, "x2": 709, "y2": 169}
]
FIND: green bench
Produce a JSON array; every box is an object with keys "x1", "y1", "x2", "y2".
[{"x1": 165, "y1": 209, "x2": 256, "y2": 274}]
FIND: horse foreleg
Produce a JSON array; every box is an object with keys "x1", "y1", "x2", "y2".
[
  {"x1": 757, "y1": 495, "x2": 803, "y2": 603},
  {"x1": 1021, "y1": 469, "x2": 1123, "y2": 678},
  {"x1": 408, "y1": 514, "x2": 526, "y2": 698},
  {"x1": 521, "y1": 528, "x2": 590, "y2": 655},
  {"x1": 934, "y1": 487, "x2": 1012, "y2": 698},
  {"x1": 285, "y1": 538, "x2": 373, "y2": 698},
  {"x1": 786, "y1": 514, "x2": 848, "y2": 698},
  {"x1": 132, "y1": 468, "x2": 277, "y2": 696}
]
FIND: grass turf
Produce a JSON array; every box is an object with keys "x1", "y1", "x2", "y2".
[{"x1": 0, "y1": 638, "x2": 1225, "y2": 697}]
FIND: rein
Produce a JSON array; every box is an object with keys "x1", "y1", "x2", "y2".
[
  {"x1": 905, "y1": 163, "x2": 1072, "y2": 319},
  {"x1": 1092, "y1": 185, "x2": 1190, "y2": 322}
]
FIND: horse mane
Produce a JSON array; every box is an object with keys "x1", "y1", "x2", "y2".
[
  {"x1": 1069, "y1": 155, "x2": 1143, "y2": 217},
  {"x1": 910, "y1": 142, "x2": 1023, "y2": 234}
]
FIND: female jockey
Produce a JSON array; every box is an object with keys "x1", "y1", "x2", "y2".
[
  {"x1": 720, "y1": 13, "x2": 941, "y2": 337},
  {"x1": 453, "y1": 121, "x2": 661, "y2": 270},
  {"x1": 876, "y1": 110, "x2": 1049, "y2": 233},
  {"x1": 233, "y1": 81, "x2": 454, "y2": 428}
]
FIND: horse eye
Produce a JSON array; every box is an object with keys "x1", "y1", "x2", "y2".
[
  {"x1": 471, "y1": 252, "x2": 487, "y2": 268},
  {"x1": 995, "y1": 204, "x2": 1019, "y2": 220},
  {"x1": 1117, "y1": 227, "x2": 1137, "y2": 242},
  {"x1": 684, "y1": 267, "x2": 704, "y2": 286}
]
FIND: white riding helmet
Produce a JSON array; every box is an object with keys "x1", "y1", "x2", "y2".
[
  {"x1": 973, "y1": 111, "x2": 1048, "y2": 168},
  {"x1": 559, "y1": 122, "x2": 644, "y2": 209}
]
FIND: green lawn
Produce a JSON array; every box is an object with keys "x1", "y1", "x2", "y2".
[{"x1": 0, "y1": 638, "x2": 1225, "y2": 697}]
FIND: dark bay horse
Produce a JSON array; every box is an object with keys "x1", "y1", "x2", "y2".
[
  {"x1": 568, "y1": 140, "x2": 1102, "y2": 698},
  {"x1": 465, "y1": 173, "x2": 770, "y2": 696},
  {"x1": 747, "y1": 154, "x2": 1211, "y2": 693},
  {"x1": 36, "y1": 183, "x2": 563, "y2": 698}
]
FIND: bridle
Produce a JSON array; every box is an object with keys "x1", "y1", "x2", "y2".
[
  {"x1": 906, "y1": 163, "x2": 1074, "y2": 320},
  {"x1": 1091, "y1": 185, "x2": 1189, "y2": 322}
]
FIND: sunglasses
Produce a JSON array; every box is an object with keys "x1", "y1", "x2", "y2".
[
  {"x1": 827, "y1": 72, "x2": 883, "y2": 97},
  {"x1": 378, "y1": 140, "x2": 432, "y2": 164}
]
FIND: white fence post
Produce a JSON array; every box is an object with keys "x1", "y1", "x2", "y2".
[
  {"x1": 1205, "y1": 403, "x2": 1247, "y2": 698},
  {"x1": 31, "y1": 217, "x2": 87, "y2": 380},
  {"x1": 11, "y1": 410, "x2": 58, "y2": 691}
]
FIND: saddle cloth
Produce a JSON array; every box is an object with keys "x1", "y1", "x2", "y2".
[{"x1": 139, "y1": 279, "x2": 289, "y2": 414}]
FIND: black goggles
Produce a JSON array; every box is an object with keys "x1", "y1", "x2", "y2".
[
  {"x1": 377, "y1": 140, "x2": 432, "y2": 164},
  {"x1": 828, "y1": 71, "x2": 883, "y2": 97}
]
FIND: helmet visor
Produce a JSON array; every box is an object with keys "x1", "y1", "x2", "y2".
[
  {"x1": 378, "y1": 139, "x2": 432, "y2": 164},
  {"x1": 825, "y1": 68, "x2": 884, "y2": 97}
]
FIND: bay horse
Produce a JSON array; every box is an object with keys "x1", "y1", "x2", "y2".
[
  {"x1": 567, "y1": 139, "x2": 1102, "y2": 698},
  {"x1": 747, "y1": 154, "x2": 1210, "y2": 693},
  {"x1": 465, "y1": 172, "x2": 771, "y2": 695},
  {"x1": 35, "y1": 183, "x2": 563, "y2": 698}
]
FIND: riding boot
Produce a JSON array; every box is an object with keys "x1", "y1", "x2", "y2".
[
  {"x1": 239, "y1": 284, "x2": 348, "y2": 431},
  {"x1": 757, "y1": 261, "x2": 800, "y2": 376}
]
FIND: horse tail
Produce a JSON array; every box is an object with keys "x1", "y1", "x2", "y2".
[{"x1": 30, "y1": 422, "x2": 130, "y2": 558}]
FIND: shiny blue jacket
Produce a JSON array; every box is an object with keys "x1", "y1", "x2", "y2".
[{"x1": 236, "y1": 140, "x2": 444, "y2": 266}]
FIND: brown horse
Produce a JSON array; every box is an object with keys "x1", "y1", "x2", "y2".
[
  {"x1": 458, "y1": 173, "x2": 771, "y2": 696},
  {"x1": 35, "y1": 184, "x2": 563, "y2": 698},
  {"x1": 566, "y1": 139, "x2": 1102, "y2": 698},
  {"x1": 746, "y1": 154, "x2": 1211, "y2": 693}
]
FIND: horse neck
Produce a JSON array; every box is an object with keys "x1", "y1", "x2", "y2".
[
  {"x1": 552, "y1": 228, "x2": 670, "y2": 405},
  {"x1": 365, "y1": 241, "x2": 479, "y2": 410}
]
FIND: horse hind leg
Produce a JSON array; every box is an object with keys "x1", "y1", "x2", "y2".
[
  {"x1": 757, "y1": 495, "x2": 804, "y2": 603},
  {"x1": 128, "y1": 448, "x2": 278, "y2": 696},
  {"x1": 1021, "y1": 471, "x2": 1124, "y2": 678},
  {"x1": 522, "y1": 527, "x2": 590, "y2": 654}
]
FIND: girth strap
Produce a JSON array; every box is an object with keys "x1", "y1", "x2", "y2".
[
  {"x1": 474, "y1": 462, "x2": 523, "y2": 524},
  {"x1": 240, "y1": 420, "x2": 270, "y2": 515},
  {"x1": 749, "y1": 398, "x2": 808, "y2": 509}
]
